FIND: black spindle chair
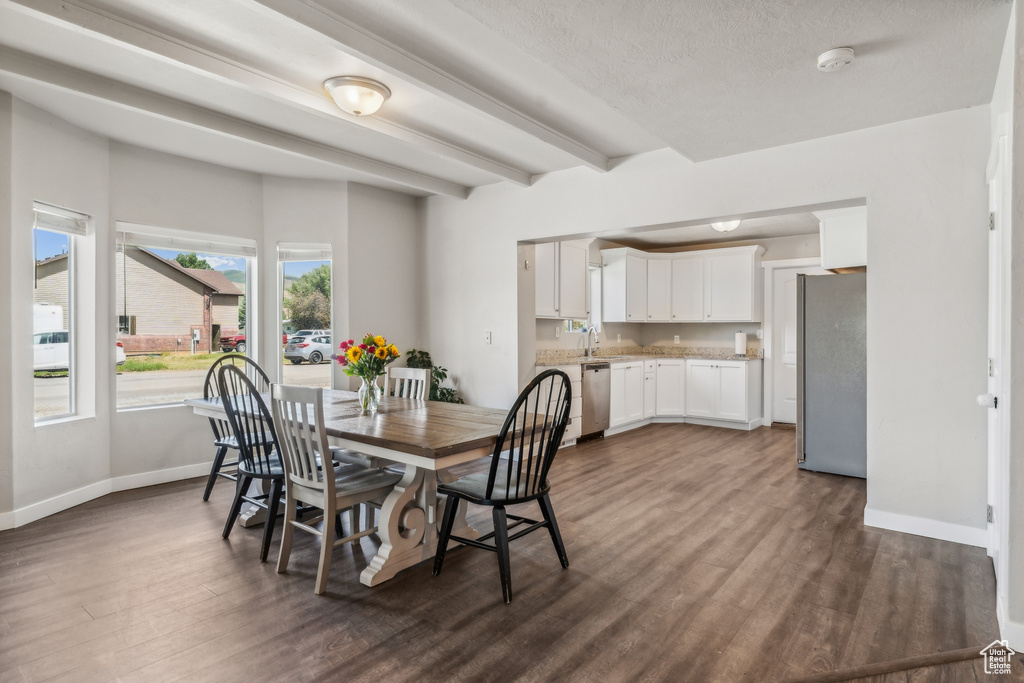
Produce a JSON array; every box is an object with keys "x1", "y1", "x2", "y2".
[
  {"x1": 432, "y1": 369, "x2": 572, "y2": 603},
  {"x1": 217, "y1": 363, "x2": 284, "y2": 561},
  {"x1": 201, "y1": 354, "x2": 270, "y2": 501}
]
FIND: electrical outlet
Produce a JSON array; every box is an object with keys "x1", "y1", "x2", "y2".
[
  {"x1": 484, "y1": 331, "x2": 492, "y2": 345},
  {"x1": 616, "y1": 333, "x2": 621, "y2": 343},
  {"x1": 674, "y1": 335, "x2": 680, "y2": 344},
  {"x1": 756, "y1": 328, "x2": 763, "y2": 340},
  {"x1": 555, "y1": 325, "x2": 560, "y2": 338}
]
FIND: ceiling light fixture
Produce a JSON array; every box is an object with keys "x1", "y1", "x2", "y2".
[
  {"x1": 817, "y1": 47, "x2": 855, "y2": 72},
  {"x1": 710, "y1": 220, "x2": 741, "y2": 233},
  {"x1": 323, "y1": 76, "x2": 391, "y2": 116}
]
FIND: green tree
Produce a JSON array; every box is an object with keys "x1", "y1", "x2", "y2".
[
  {"x1": 283, "y1": 264, "x2": 331, "y2": 326},
  {"x1": 289, "y1": 290, "x2": 330, "y2": 329},
  {"x1": 174, "y1": 252, "x2": 212, "y2": 270},
  {"x1": 289, "y1": 264, "x2": 331, "y2": 298},
  {"x1": 238, "y1": 296, "x2": 246, "y2": 330}
]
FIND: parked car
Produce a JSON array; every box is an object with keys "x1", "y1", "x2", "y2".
[
  {"x1": 220, "y1": 332, "x2": 287, "y2": 352},
  {"x1": 287, "y1": 329, "x2": 330, "y2": 343},
  {"x1": 283, "y1": 335, "x2": 332, "y2": 364},
  {"x1": 33, "y1": 331, "x2": 126, "y2": 371}
]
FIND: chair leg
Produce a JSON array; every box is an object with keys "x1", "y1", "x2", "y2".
[
  {"x1": 335, "y1": 513, "x2": 345, "y2": 538},
  {"x1": 260, "y1": 479, "x2": 283, "y2": 562},
  {"x1": 277, "y1": 491, "x2": 297, "y2": 574},
  {"x1": 223, "y1": 475, "x2": 250, "y2": 539},
  {"x1": 315, "y1": 507, "x2": 336, "y2": 595},
  {"x1": 493, "y1": 506, "x2": 512, "y2": 603},
  {"x1": 432, "y1": 493, "x2": 461, "y2": 576},
  {"x1": 538, "y1": 493, "x2": 569, "y2": 569},
  {"x1": 351, "y1": 503, "x2": 361, "y2": 534},
  {"x1": 203, "y1": 445, "x2": 229, "y2": 501}
]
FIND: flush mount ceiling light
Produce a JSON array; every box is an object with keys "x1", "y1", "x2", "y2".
[
  {"x1": 817, "y1": 47, "x2": 855, "y2": 72},
  {"x1": 323, "y1": 76, "x2": 391, "y2": 116},
  {"x1": 710, "y1": 220, "x2": 741, "y2": 232}
]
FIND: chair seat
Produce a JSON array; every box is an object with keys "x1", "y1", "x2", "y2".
[
  {"x1": 237, "y1": 451, "x2": 285, "y2": 478},
  {"x1": 330, "y1": 463, "x2": 403, "y2": 496},
  {"x1": 330, "y1": 447, "x2": 393, "y2": 470},
  {"x1": 438, "y1": 465, "x2": 548, "y2": 505}
]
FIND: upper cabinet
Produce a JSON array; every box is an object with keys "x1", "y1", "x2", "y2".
[
  {"x1": 535, "y1": 240, "x2": 591, "y2": 319},
  {"x1": 814, "y1": 206, "x2": 866, "y2": 271},
  {"x1": 603, "y1": 245, "x2": 764, "y2": 323},
  {"x1": 602, "y1": 248, "x2": 648, "y2": 322}
]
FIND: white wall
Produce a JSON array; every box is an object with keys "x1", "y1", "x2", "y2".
[
  {"x1": 346, "y1": 183, "x2": 423, "y2": 387},
  {"x1": 0, "y1": 93, "x2": 14, "y2": 521},
  {"x1": 423, "y1": 108, "x2": 990, "y2": 544},
  {"x1": 10, "y1": 100, "x2": 111, "y2": 513}
]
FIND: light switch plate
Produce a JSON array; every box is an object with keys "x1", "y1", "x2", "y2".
[
  {"x1": 674, "y1": 335, "x2": 680, "y2": 344},
  {"x1": 484, "y1": 331, "x2": 492, "y2": 344}
]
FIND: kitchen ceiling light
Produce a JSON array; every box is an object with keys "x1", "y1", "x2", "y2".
[
  {"x1": 817, "y1": 47, "x2": 855, "y2": 72},
  {"x1": 710, "y1": 220, "x2": 741, "y2": 232},
  {"x1": 323, "y1": 76, "x2": 391, "y2": 116}
]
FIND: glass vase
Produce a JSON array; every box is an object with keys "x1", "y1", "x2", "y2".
[{"x1": 358, "y1": 375, "x2": 382, "y2": 414}]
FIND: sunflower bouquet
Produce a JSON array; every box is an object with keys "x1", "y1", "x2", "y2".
[{"x1": 337, "y1": 334, "x2": 400, "y2": 412}]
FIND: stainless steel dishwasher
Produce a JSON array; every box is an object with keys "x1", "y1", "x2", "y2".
[{"x1": 581, "y1": 362, "x2": 610, "y2": 438}]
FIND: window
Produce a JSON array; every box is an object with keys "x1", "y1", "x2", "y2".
[
  {"x1": 279, "y1": 243, "x2": 333, "y2": 388},
  {"x1": 33, "y1": 203, "x2": 88, "y2": 421},
  {"x1": 115, "y1": 223, "x2": 256, "y2": 409}
]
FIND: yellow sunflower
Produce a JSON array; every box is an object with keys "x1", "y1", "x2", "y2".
[
  {"x1": 388, "y1": 344, "x2": 399, "y2": 358},
  {"x1": 373, "y1": 335, "x2": 387, "y2": 347},
  {"x1": 346, "y1": 346, "x2": 362, "y2": 363},
  {"x1": 374, "y1": 346, "x2": 388, "y2": 360}
]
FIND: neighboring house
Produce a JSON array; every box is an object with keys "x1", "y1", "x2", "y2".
[
  {"x1": 33, "y1": 253, "x2": 69, "y2": 329},
  {"x1": 114, "y1": 247, "x2": 242, "y2": 353}
]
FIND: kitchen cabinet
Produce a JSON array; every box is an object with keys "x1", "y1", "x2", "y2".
[
  {"x1": 685, "y1": 359, "x2": 761, "y2": 422},
  {"x1": 609, "y1": 360, "x2": 644, "y2": 428},
  {"x1": 646, "y1": 258, "x2": 671, "y2": 321},
  {"x1": 601, "y1": 248, "x2": 648, "y2": 322},
  {"x1": 535, "y1": 364, "x2": 582, "y2": 443},
  {"x1": 535, "y1": 240, "x2": 590, "y2": 319},
  {"x1": 643, "y1": 360, "x2": 656, "y2": 419},
  {"x1": 603, "y1": 245, "x2": 763, "y2": 323},
  {"x1": 670, "y1": 255, "x2": 704, "y2": 321},
  {"x1": 814, "y1": 206, "x2": 867, "y2": 271},
  {"x1": 655, "y1": 358, "x2": 686, "y2": 416}
]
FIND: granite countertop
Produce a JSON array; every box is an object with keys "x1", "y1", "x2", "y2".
[{"x1": 536, "y1": 345, "x2": 762, "y2": 366}]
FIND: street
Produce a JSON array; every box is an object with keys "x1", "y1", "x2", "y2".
[{"x1": 34, "y1": 361, "x2": 333, "y2": 417}]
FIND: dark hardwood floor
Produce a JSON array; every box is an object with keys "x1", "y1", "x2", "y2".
[{"x1": 0, "y1": 423, "x2": 1015, "y2": 682}]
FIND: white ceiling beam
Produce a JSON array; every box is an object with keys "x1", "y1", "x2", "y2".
[
  {"x1": 0, "y1": 46, "x2": 470, "y2": 198},
  {"x1": 249, "y1": 0, "x2": 611, "y2": 172},
  {"x1": 2, "y1": 0, "x2": 532, "y2": 186}
]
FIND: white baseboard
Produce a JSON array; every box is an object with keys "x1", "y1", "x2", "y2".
[
  {"x1": 110, "y1": 462, "x2": 211, "y2": 492},
  {"x1": 1, "y1": 461, "x2": 212, "y2": 530},
  {"x1": 863, "y1": 507, "x2": 988, "y2": 548},
  {"x1": 996, "y1": 596, "x2": 1024, "y2": 650}
]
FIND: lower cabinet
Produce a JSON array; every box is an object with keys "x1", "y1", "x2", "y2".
[
  {"x1": 643, "y1": 360, "x2": 656, "y2": 419},
  {"x1": 685, "y1": 359, "x2": 760, "y2": 422},
  {"x1": 654, "y1": 359, "x2": 686, "y2": 416},
  {"x1": 610, "y1": 361, "x2": 644, "y2": 428},
  {"x1": 536, "y1": 364, "x2": 582, "y2": 443}
]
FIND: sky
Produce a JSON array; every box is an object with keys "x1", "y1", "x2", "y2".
[{"x1": 34, "y1": 231, "x2": 327, "y2": 277}]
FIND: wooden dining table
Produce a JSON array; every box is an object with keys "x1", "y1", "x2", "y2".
[{"x1": 186, "y1": 390, "x2": 509, "y2": 586}]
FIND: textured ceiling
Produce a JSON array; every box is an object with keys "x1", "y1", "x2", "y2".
[{"x1": 449, "y1": 0, "x2": 1012, "y2": 160}]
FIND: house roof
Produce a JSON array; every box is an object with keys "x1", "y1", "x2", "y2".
[
  {"x1": 36, "y1": 253, "x2": 68, "y2": 267},
  {"x1": 137, "y1": 248, "x2": 243, "y2": 296}
]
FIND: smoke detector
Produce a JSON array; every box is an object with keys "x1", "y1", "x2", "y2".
[{"x1": 817, "y1": 47, "x2": 855, "y2": 72}]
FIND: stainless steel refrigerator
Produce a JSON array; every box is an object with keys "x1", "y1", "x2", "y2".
[{"x1": 796, "y1": 273, "x2": 866, "y2": 478}]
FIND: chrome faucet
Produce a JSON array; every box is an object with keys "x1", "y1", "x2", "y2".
[{"x1": 586, "y1": 327, "x2": 599, "y2": 357}]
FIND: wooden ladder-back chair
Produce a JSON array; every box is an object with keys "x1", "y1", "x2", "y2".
[
  {"x1": 217, "y1": 363, "x2": 283, "y2": 561},
  {"x1": 201, "y1": 354, "x2": 270, "y2": 501},
  {"x1": 432, "y1": 368, "x2": 572, "y2": 603},
  {"x1": 271, "y1": 383, "x2": 404, "y2": 594}
]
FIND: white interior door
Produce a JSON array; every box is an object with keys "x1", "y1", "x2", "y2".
[{"x1": 772, "y1": 266, "x2": 827, "y2": 423}]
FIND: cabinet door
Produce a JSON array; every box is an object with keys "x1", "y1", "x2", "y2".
[
  {"x1": 685, "y1": 360, "x2": 717, "y2": 418},
  {"x1": 643, "y1": 370, "x2": 656, "y2": 419},
  {"x1": 655, "y1": 359, "x2": 685, "y2": 417},
  {"x1": 609, "y1": 364, "x2": 627, "y2": 428},
  {"x1": 535, "y1": 242, "x2": 559, "y2": 317},
  {"x1": 706, "y1": 252, "x2": 752, "y2": 321},
  {"x1": 716, "y1": 361, "x2": 748, "y2": 421},
  {"x1": 625, "y1": 254, "x2": 647, "y2": 321},
  {"x1": 624, "y1": 363, "x2": 645, "y2": 423},
  {"x1": 671, "y1": 256, "x2": 704, "y2": 321},
  {"x1": 558, "y1": 240, "x2": 589, "y2": 319},
  {"x1": 646, "y1": 258, "x2": 671, "y2": 321}
]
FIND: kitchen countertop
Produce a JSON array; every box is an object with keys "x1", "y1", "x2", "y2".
[{"x1": 536, "y1": 345, "x2": 762, "y2": 366}]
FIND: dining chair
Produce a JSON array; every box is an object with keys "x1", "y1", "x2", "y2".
[
  {"x1": 383, "y1": 366, "x2": 429, "y2": 399},
  {"x1": 201, "y1": 354, "x2": 270, "y2": 501},
  {"x1": 217, "y1": 363, "x2": 285, "y2": 562},
  {"x1": 432, "y1": 368, "x2": 572, "y2": 603},
  {"x1": 271, "y1": 383, "x2": 404, "y2": 595}
]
